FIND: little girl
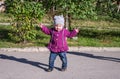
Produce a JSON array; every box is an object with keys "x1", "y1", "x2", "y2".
[{"x1": 39, "y1": 15, "x2": 79, "y2": 72}]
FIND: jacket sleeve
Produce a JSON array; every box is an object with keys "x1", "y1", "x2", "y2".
[
  {"x1": 41, "y1": 25, "x2": 51, "y2": 35},
  {"x1": 65, "y1": 29, "x2": 78, "y2": 38}
]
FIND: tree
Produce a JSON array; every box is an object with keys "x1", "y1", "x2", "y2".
[
  {"x1": 42, "y1": 0, "x2": 97, "y2": 29},
  {"x1": 95, "y1": 0, "x2": 120, "y2": 20}
]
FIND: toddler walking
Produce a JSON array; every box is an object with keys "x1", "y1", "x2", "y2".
[{"x1": 39, "y1": 15, "x2": 79, "y2": 72}]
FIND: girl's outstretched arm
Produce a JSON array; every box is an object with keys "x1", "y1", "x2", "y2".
[
  {"x1": 65, "y1": 28, "x2": 79, "y2": 38},
  {"x1": 39, "y1": 23, "x2": 51, "y2": 35}
]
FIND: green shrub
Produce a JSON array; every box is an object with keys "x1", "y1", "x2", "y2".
[{"x1": 5, "y1": 0, "x2": 45, "y2": 43}]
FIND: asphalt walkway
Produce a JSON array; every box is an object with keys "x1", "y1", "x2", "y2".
[{"x1": 0, "y1": 47, "x2": 120, "y2": 79}]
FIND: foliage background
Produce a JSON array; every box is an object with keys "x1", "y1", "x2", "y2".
[{"x1": 0, "y1": 0, "x2": 119, "y2": 47}]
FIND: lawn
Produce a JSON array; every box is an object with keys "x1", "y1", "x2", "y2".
[
  {"x1": 0, "y1": 13, "x2": 120, "y2": 47},
  {"x1": 0, "y1": 24, "x2": 120, "y2": 48}
]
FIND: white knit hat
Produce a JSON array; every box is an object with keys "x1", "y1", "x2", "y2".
[{"x1": 54, "y1": 15, "x2": 64, "y2": 26}]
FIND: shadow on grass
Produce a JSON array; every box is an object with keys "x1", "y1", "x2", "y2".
[
  {"x1": 0, "y1": 54, "x2": 60, "y2": 71},
  {"x1": 68, "y1": 52, "x2": 120, "y2": 63},
  {"x1": 0, "y1": 28, "x2": 10, "y2": 41},
  {"x1": 80, "y1": 29, "x2": 120, "y2": 38}
]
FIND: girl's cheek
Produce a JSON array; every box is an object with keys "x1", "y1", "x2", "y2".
[{"x1": 58, "y1": 27, "x2": 63, "y2": 29}]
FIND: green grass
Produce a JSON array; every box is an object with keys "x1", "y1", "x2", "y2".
[
  {"x1": 72, "y1": 20, "x2": 120, "y2": 29},
  {"x1": 0, "y1": 25, "x2": 120, "y2": 48},
  {"x1": 78, "y1": 37, "x2": 120, "y2": 47},
  {"x1": 0, "y1": 13, "x2": 13, "y2": 23},
  {"x1": 67, "y1": 36, "x2": 120, "y2": 47},
  {"x1": 0, "y1": 13, "x2": 120, "y2": 47}
]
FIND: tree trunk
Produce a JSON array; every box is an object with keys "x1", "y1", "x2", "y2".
[
  {"x1": 65, "y1": 14, "x2": 69, "y2": 29},
  {"x1": 117, "y1": 0, "x2": 120, "y2": 13},
  {"x1": 65, "y1": 14, "x2": 72, "y2": 30}
]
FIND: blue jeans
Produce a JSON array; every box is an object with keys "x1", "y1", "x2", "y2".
[{"x1": 49, "y1": 51, "x2": 67, "y2": 69}]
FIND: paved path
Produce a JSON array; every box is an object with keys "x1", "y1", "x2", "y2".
[{"x1": 0, "y1": 47, "x2": 120, "y2": 79}]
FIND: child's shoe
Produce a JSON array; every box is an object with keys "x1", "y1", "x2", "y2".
[
  {"x1": 46, "y1": 68, "x2": 53, "y2": 72},
  {"x1": 61, "y1": 67, "x2": 67, "y2": 71}
]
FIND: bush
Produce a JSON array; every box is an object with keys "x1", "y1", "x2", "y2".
[{"x1": 5, "y1": 0, "x2": 45, "y2": 43}]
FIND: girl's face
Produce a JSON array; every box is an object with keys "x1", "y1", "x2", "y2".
[{"x1": 54, "y1": 24, "x2": 63, "y2": 31}]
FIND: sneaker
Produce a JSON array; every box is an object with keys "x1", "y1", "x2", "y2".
[
  {"x1": 46, "y1": 68, "x2": 53, "y2": 72},
  {"x1": 61, "y1": 67, "x2": 67, "y2": 71}
]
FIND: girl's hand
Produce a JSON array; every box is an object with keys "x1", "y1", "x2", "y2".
[
  {"x1": 75, "y1": 28, "x2": 79, "y2": 33},
  {"x1": 39, "y1": 23, "x2": 43, "y2": 28}
]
